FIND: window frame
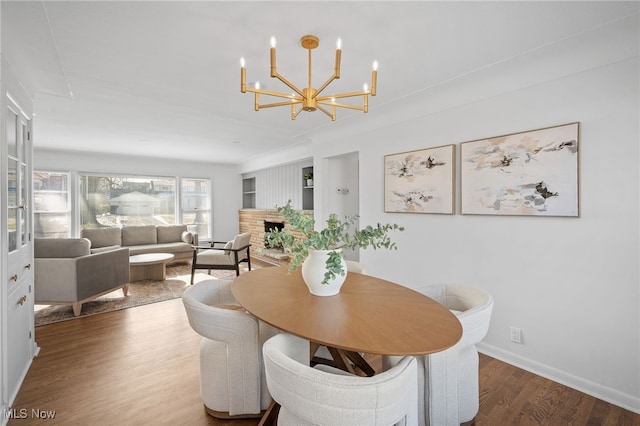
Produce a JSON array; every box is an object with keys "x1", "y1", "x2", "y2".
[
  {"x1": 33, "y1": 170, "x2": 71, "y2": 238},
  {"x1": 180, "y1": 177, "x2": 212, "y2": 239}
]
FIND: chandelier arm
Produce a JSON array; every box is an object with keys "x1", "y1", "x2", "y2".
[
  {"x1": 314, "y1": 44, "x2": 341, "y2": 98},
  {"x1": 317, "y1": 90, "x2": 371, "y2": 100},
  {"x1": 246, "y1": 87, "x2": 301, "y2": 100},
  {"x1": 258, "y1": 100, "x2": 303, "y2": 109},
  {"x1": 317, "y1": 100, "x2": 367, "y2": 112},
  {"x1": 272, "y1": 72, "x2": 304, "y2": 97},
  {"x1": 292, "y1": 105, "x2": 303, "y2": 120},
  {"x1": 316, "y1": 104, "x2": 335, "y2": 120},
  {"x1": 313, "y1": 73, "x2": 339, "y2": 99}
]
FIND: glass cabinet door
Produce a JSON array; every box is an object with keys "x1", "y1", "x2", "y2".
[
  {"x1": 7, "y1": 108, "x2": 19, "y2": 252},
  {"x1": 6, "y1": 105, "x2": 30, "y2": 254},
  {"x1": 19, "y1": 119, "x2": 28, "y2": 247}
]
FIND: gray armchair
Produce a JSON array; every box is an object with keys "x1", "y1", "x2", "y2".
[{"x1": 34, "y1": 238, "x2": 130, "y2": 316}]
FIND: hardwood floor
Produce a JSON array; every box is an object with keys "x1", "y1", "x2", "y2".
[{"x1": 9, "y1": 297, "x2": 639, "y2": 426}]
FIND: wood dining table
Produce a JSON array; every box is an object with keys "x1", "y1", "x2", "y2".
[
  {"x1": 232, "y1": 265, "x2": 463, "y2": 425},
  {"x1": 232, "y1": 265, "x2": 462, "y2": 359}
]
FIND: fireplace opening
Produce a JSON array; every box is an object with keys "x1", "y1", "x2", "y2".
[{"x1": 264, "y1": 221, "x2": 285, "y2": 251}]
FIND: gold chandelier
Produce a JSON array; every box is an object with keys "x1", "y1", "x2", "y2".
[{"x1": 240, "y1": 35, "x2": 377, "y2": 121}]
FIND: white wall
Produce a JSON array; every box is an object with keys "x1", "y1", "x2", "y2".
[
  {"x1": 309, "y1": 56, "x2": 639, "y2": 411},
  {"x1": 33, "y1": 149, "x2": 242, "y2": 242}
]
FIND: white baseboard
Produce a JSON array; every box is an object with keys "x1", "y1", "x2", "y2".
[{"x1": 477, "y1": 342, "x2": 640, "y2": 414}]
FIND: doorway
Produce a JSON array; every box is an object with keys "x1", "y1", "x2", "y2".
[{"x1": 326, "y1": 152, "x2": 360, "y2": 261}]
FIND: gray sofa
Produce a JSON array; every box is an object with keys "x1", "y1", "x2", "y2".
[
  {"x1": 81, "y1": 225, "x2": 197, "y2": 261},
  {"x1": 34, "y1": 238, "x2": 130, "y2": 316}
]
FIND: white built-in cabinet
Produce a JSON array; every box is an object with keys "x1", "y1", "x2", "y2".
[{"x1": 1, "y1": 58, "x2": 37, "y2": 424}]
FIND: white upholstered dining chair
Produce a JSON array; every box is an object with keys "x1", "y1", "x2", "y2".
[
  {"x1": 263, "y1": 332, "x2": 419, "y2": 426},
  {"x1": 182, "y1": 279, "x2": 279, "y2": 419},
  {"x1": 383, "y1": 283, "x2": 494, "y2": 426},
  {"x1": 346, "y1": 260, "x2": 368, "y2": 275}
]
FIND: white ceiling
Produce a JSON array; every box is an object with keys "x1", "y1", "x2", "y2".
[{"x1": 2, "y1": 1, "x2": 637, "y2": 164}]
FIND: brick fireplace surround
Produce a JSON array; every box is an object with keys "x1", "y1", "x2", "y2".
[{"x1": 239, "y1": 209, "x2": 312, "y2": 265}]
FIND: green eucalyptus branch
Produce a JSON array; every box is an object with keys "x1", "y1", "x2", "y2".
[{"x1": 265, "y1": 200, "x2": 405, "y2": 284}]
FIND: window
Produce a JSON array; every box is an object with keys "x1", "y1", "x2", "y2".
[
  {"x1": 34, "y1": 173, "x2": 211, "y2": 237},
  {"x1": 33, "y1": 171, "x2": 71, "y2": 238},
  {"x1": 79, "y1": 174, "x2": 176, "y2": 228},
  {"x1": 181, "y1": 178, "x2": 210, "y2": 238}
]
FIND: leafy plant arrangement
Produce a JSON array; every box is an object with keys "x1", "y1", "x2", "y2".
[
  {"x1": 304, "y1": 172, "x2": 314, "y2": 180},
  {"x1": 266, "y1": 200, "x2": 404, "y2": 284}
]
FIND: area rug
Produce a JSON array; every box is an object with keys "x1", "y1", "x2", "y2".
[{"x1": 34, "y1": 262, "x2": 256, "y2": 327}]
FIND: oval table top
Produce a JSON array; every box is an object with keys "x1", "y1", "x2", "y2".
[
  {"x1": 232, "y1": 266, "x2": 462, "y2": 356},
  {"x1": 129, "y1": 253, "x2": 175, "y2": 265}
]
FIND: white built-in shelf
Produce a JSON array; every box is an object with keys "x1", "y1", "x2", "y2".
[
  {"x1": 242, "y1": 177, "x2": 256, "y2": 208},
  {"x1": 302, "y1": 166, "x2": 314, "y2": 210}
]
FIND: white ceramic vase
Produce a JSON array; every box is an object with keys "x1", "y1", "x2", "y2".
[{"x1": 301, "y1": 249, "x2": 347, "y2": 296}]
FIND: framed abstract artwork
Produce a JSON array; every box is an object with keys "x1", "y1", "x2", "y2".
[
  {"x1": 460, "y1": 122, "x2": 580, "y2": 217},
  {"x1": 384, "y1": 144, "x2": 455, "y2": 214}
]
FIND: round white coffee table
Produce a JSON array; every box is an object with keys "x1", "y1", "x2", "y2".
[{"x1": 129, "y1": 253, "x2": 175, "y2": 281}]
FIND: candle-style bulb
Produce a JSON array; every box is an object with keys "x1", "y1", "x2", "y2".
[
  {"x1": 255, "y1": 81, "x2": 260, "y2": 90},
  {"x1": 240, "y1": 57, "x2": 245, "y2": 68},
  {"x1": 270, "y1": 36, "x2": 276, "y2": 48},
  {"x1": 336, "y1": 38, "x2": 342, "y2": 50},
  {"x1": 363, "y1": 83, "x2": 369, "y2": 92},
  {"x1": 373, "y1": 60, "x2": 378, "y2": 71}
]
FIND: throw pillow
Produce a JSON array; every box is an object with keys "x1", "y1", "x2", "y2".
[{"x1": 181, "y1": 231, "x2": 193, "y2": 244}]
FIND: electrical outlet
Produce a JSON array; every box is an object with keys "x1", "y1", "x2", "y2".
[{"x1": 510, "y1": 326, "x2": 522, "y2": 344}]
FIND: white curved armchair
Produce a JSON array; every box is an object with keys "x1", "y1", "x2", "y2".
[
  {"x1": 384, "y1": 284, "x2": 493, "y2": 425},
  {"x1": 346, "y1": 260, "x2": 368, "y2": 275},
  {"x1": 263, "y1": 333, "x2": 419, "y2": 426},
  {"x1": 182, "y1": 279, "x2": 279, "y2": 418}
]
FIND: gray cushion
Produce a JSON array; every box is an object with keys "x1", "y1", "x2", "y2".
[
  {"x1": 157, "y1": 225, "x2": 187, "y2": 243},
  {"x1": 196, "y1": 250, "x2": 235, "y2": 266},
  {"x1": 128, "y1": 242, "x2": 192, "y2": 256},
  {"x1": 122, "y1": 225, "x2": 157, "y2": 246},
  {"x1": 90, "y1": 245, "x2": 121, "y2": 254},
  {"x1": 34, "y1": 238, "x2": 91, "y2": 258},
  {"x1": 81, "y1": 227, "x2": 122, "y2": 248},
  {"x1": 231, "y1": 233, "x2": 251, "y2": 260}
]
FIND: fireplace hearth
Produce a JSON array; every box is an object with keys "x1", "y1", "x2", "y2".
[
  {"x1": 239, "y1": 209, "x2": 313, "y2": 265},
  {"x1": 264, "y1": 221, "x2": 285, "y2": 250}
]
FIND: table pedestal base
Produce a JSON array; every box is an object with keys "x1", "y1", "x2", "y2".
[
  {"x1": 257, "y1": 400, "x2": 280, "y2": 426},
  {"x1": 130, "y1": 262, "x2": 168, "y2": 281},
  {"x1": 310, "y1": 343, "x2": 376, "y2": 377},
  {"x1": 129, "y1": 253, "x2": 174, "y2": 282}
]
